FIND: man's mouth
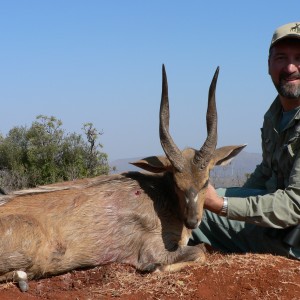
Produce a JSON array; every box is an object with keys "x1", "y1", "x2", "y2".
[
  {"x1": 285, "y1": 77, "x2": 300, "y2": 82},
  {"x1": 282, "y1": 74, "x2": 300, "y2": 82}
]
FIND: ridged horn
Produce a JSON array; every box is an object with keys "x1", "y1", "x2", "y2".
[
  {"x1": 159, "y1": 64, "x2": 185, "y2": 171},
  {"x1": 193, "y1": 67, "x2": 219, "y2": 169}
]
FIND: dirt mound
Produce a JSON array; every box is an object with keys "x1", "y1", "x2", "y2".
[{"x1": 1, "y1": 252, "x2": 300, "y2": 300}]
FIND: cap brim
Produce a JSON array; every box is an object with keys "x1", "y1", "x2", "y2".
[{"x1": 270, "y1": 34, "x2": 300, "y2": 48}]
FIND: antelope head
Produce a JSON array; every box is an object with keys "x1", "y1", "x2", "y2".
[{"x1": 132, "y1": 65, "x2": 246, "y2": 229}]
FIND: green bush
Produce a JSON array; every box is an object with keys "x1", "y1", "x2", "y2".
[{"x1": 0, "y1": 115, "x2": 109, "y2": 191}]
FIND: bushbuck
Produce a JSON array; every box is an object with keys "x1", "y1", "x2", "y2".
[{"x1": 0, "y1": 65, "x2": 245, "y2": 291}]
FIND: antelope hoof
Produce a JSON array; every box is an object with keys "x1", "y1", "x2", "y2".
[
  {"x1": 15, "y1": 271, "x2": 29, "y2": 292},
  {"x1": 138, "y1": 262, "x2": 161, "y2": 273}
]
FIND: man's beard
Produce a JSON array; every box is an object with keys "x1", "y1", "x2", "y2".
[{"x1": 275, "y1": 72, "x2": 300, "y2": 99}]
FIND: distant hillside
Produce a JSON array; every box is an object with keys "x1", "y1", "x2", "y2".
[
  {"x1": 210, "y1": 151, "x2": 262, "y2": 187},
  {"x1": 110, "y1": 151, "x2": 262, "y2": 188},
  {"x1": 109, "y1": 157, "x2": 142, "y2": 173}
]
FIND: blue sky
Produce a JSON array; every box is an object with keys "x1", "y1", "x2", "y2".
[{"x1": 0, "y1": 1, "x2": 299, "y2": 161}]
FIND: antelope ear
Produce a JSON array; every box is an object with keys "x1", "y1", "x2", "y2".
[
  {"x1": 210, "y1": 144, "x2": 247, "y2": 167},
  {"x1": 130, "y1": 156, "x2": 172, "y2": 173}
]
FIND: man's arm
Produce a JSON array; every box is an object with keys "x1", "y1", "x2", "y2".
[
  {"x1": 204, "y1": 184, "x2": 224, "y2": 214},
  {"x1": 205, "y1": 152, "x2": 300, "y2": 228}
]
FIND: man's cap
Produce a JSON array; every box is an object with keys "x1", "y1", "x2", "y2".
[{"x1": 270, "y1": 22, "x2": 300, "y2": 49}]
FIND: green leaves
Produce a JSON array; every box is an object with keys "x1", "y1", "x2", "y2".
[{"x1": 0, "y1": 115, "x2": 109, "y2": 191}]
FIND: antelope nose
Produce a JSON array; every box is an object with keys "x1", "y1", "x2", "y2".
[{"x1": 185, "y1": 218, "x2": 199, "y2": 229}]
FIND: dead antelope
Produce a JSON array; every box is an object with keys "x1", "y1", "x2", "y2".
[{"x1": 0, "y1": 65, "x2": 245, "y2": 291}]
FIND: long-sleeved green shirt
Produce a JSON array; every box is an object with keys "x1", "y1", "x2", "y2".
[{"x1": 228, "y1": 96, "x2": 300, "y2": 228}]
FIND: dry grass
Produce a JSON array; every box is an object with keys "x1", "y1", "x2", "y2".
[
  {"x1": 90, "y1": 263, "x2": 198, "y2": 299},
  {"x1": 0, "y1": 282, "x2": 15, "y2": 291},
  {"x1": 89, "y1": 253, "x2": 300, "y2": 299},
  {"x1": 1, "y1": 252, "x2": 300, "y2": 300},
  {"x1": 203, "y1": 253, "x2": 300, "y2": 300}
]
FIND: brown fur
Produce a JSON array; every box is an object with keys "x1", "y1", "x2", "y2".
[
  {"x1": 0, "y1": 66, "x2": 246, "y2": 285},
  {"x1": 0, "y1": 145, "x2": 244, "y2": 282},
  {"x1": 0, "y1": 173, "x2": 200, "y2": 280}
]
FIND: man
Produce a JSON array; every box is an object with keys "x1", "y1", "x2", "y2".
[{"x1": 191, "y1": 21, "x2": 300, "y2": 259}]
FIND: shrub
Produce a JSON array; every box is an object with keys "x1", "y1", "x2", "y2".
[{"x1": 0, "y1": 115, "x2": 109, "y2": 191}]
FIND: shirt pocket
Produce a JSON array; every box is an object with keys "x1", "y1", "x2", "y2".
[
  {"x1": 261, "y1": 128, "x2": 275, "y2": 168},
  {"x1": 287, "y1": 129, "x2": 300, "y2": 157}
]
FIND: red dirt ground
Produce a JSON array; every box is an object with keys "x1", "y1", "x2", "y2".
[{"x1": 1, "y1": 251, "x2": 300, "y2": 300}]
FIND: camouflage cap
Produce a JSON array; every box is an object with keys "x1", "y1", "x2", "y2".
[{"x1": 270, "y1": 22, "x2": 300, "y2": 49}]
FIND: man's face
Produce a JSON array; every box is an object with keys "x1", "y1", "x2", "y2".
[{"x1": 268, "y1": 39, "x2": 300, "y2": 100}]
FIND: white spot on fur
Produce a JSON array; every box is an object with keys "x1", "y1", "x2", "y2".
[
  {"x1": 5, "y1": 228, "x2": 12, "y2": 236},
  {"x1": 186, "y1": 194, "x2": 199, "y2": 204},
  {"x1": 193, "y1": 194, "x2": 198, "y2": 203},
  {"x1": 16, "y1": 271, "x2": 27, "y2": 281}
]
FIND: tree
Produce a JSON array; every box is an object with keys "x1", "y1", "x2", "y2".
[
  {"x1": 0, "y1": 115, "x2": 109, "y2": 191},
  {"x1": 82, "y1": 123, "x2": 109, "y2": 177}
]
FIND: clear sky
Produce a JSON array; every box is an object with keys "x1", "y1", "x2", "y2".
[{"x1": 1, "y1": 1, "x2": 299, "y2": 161}]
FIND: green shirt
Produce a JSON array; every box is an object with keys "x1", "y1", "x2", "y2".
[{"x1": 228, "y1": 96, "x2": 300, "y2": 228}]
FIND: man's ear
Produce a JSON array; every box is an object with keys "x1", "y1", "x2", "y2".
[
  {"x1": 130, "y1": 155, "x2": 172, "y2": 173},
  {"x1": 210, "y1": 144, "x2": 247, "y2": 167}
]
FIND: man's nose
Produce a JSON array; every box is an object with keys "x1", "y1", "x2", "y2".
[{"x1": 285, "y1": 62, "x2": 299, "y2": 73}]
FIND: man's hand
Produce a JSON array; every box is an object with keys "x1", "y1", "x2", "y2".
[{"x1": 204, "y1": 183, "x2": 224, "y2": 214}]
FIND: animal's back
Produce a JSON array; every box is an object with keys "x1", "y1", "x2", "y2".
[{"x1": 0, "y1": 173, "x2": 168, "y2": 279}]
